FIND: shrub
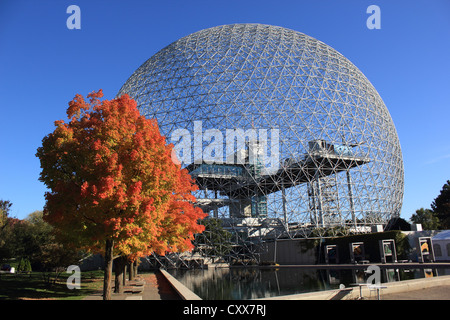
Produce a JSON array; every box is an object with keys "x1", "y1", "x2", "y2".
[{"x1": 17, "y1": 258, "x2": 32, "y2": 273}]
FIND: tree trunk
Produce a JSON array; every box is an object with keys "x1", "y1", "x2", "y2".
[
  {"x1": 114, "y1": 256, "x2": 126, "y2": 293},
  {"x1": 128, "y1": 260, "x2": 134, "y2": 281},
  {"x1": 103, "y1": 239, "x2": 114, "y2": 300},
  {"x1": 123, "y1": 264, "x2": 127, "y2": 286}
]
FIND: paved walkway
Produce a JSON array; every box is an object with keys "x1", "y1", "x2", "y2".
[
  {"x1": 377, "y1": 285, "x2": 450, "y2": 300},
  {"x1": 83, "y1": 271, "x2": 181, "y2": 300}
]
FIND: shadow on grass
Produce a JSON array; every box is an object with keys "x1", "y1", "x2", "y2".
[{"x1": 0, "y1": 271, "x2": 103, "y2": 300}]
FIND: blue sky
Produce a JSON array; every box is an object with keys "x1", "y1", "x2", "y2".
[{"x1": 0, "y1": 0, "x2": 449, "y2": 220}]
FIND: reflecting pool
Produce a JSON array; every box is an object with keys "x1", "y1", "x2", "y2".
[{"x1": 168, "y1": 267, "x2": 450, "y2": 300}]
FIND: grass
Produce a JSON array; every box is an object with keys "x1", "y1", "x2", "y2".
[{"x1": 0, "y1": 269, "x2": 104, "y2": 300}]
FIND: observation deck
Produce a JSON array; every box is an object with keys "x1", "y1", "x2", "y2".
[{"x1": 187, "y1": 140, "x2": 370, "y2": 200}]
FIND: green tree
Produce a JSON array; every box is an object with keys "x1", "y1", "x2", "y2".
[
  {"x1": 17, "y1": 257, "x2": 32, "y2": 273},
  {"x1": 0, "y1": 200, "x2": 13, "y2": 263},
  {"x1": 0, "y1": 200, "x2": 13, "y2": 231},
  {"x1": 7, "y1": 211, "x2": 82, "y2": 277},
  {"x1": 195, "y1": 218, "x2": 232, "y2": 261},
  {"x1": 431, "y1": 180, "x2": 450, "y2": 229},
  {"x1": 410, "y1": 208, "x2": 440, "y2": 230},
  {"x1": 10, "y1": 211, "x2": 52, "y2": 265}
]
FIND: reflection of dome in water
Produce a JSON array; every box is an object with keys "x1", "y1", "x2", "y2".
[{"x1": 119, "y1": 23, "x2": 404, "y2": 237}]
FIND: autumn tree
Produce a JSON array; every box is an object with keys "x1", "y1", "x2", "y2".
[{"x1": 36, "y1": 90, "x2": 206, "y2": 300}]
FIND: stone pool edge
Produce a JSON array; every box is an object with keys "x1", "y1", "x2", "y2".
[
  {"x1": 254, "y1": 274, "x2": 450, "y2": 300},
  {"x1": 160, "y1": 269, "x2": 202, "y2": 300}
]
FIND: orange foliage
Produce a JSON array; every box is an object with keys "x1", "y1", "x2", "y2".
[{"x1": 37, "y1": 90, "x2": 206, "y2": 259}]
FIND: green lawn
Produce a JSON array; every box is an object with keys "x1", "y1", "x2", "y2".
[{"x1": 0, "y1": 270, "x2": 104, "y2": 300}]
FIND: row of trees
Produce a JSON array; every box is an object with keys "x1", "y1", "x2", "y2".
[
  {"x1": 35, "y1": 90, "x2": 206, "y2": 299},
  {"x1": 410, "y1": 180, "x2": 450, "y2": 230},
  {"x1": 0, "y1": 203, "x2": 82, "y2": 283}
]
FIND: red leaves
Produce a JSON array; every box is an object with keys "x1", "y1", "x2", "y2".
[
  {"x1": 66, "y1": 88, "x2": 103, "y2": 121},
  {"x1": 37, "y1": 89, "x2": 206, "y2": 258},
  {"x1": 87, "y1": 88, "x2": 103, "y2": 105}
]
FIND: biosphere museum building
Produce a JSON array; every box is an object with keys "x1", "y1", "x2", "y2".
[{"x1": 118, "y1": 24, "x2": 404, "y2": 262}]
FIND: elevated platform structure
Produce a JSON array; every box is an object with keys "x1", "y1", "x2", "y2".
[
  {"x1": 183, "y1": 140, "x2": 371, "y2": 264},
  {"x1": 188, "y1": 148, "x2": 368, "y2": 199},
  {"x1": 188, "y1": 139, "x2": 369, "y2": 222}
]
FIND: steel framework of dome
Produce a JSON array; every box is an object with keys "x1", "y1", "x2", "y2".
[{"x1": 118, "y1": 24, "x2": 404, "y2": 245}]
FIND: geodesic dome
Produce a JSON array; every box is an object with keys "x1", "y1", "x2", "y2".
[{"x1": 118, "y1": 23, "x2": 404, "y2": 238}]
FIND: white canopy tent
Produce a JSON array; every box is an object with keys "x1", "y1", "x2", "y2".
[{"x1": 432, "y1": 230, "x2": 450, "y2": 261}]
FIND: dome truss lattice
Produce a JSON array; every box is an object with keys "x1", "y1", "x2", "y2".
[{"x1": 119, "y1": 24, "x2": 404, "y2": 243}]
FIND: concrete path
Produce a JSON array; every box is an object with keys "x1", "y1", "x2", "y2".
[
  {"x1": 378, "y1": 285, "x2": 450, "y2": 300},
  {"x1": 83, "y1": 271, "x2": 181, "y2": 300}
]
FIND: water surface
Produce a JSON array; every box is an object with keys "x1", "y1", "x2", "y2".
[{"x1": 168, "y1": 267, "x2": 450, "y2": 300}]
